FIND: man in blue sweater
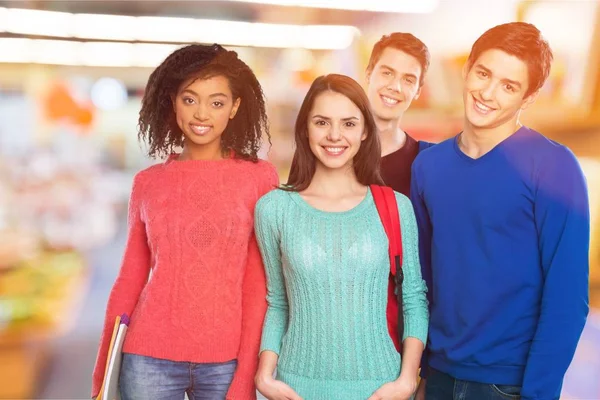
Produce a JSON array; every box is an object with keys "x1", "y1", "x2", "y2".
[{"x1": 412, "y1": 22, "x2": 590, "y2": 400}]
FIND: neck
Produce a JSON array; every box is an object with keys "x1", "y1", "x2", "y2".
[
  {"x1": 375, "y1": 115, "x2": 407, "y2": 156},
  {"x1": 460, "y1": 116, "x2": 522, "y2": 159},
  {"x1": 306, "y1": 164, "x2": 363, "y2": 198},
  {"x1": 179, "y1": 140, "x2": 224, "y2": 161}
]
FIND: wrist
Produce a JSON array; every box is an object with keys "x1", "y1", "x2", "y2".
[
  {"x1": 254, "y1": 371, "x2": 275, "y2": 386},
  {"x1": 398, "y1": 369, "x2": 418, "y2": 380},
  {"x1": 396, "y1": 373, "x2": 418, "y2": 387}
]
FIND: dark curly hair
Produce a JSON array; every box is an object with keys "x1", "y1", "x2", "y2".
[{"x1": 138, "y1": 43, "x2": 269, "y2": 161}]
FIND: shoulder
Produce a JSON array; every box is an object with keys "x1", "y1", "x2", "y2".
[
  {"x1": 392, "y1": 191, "x2": 415, "y2": 215},
  {"x1": 134, "y1": 162, "x2": 163, "y2": 180},
  {"x1": 131, "y1": 163, "x2": 164, "y2": 192},
  {"x1": 417, "y1": 140, "x2": 435, "y2": 153},
  {"x1": 413, "y1": 135, "x2": 454, "y2": 172},
  {"x1": 256, "y1": 188, "x2": 291, "y2": 215},
  {"x1": 390, "y1": 191, "x2": 418, "y2": 238},
  {"x1": 520, "y1": 128, "x2": 582, "y2": 174},
  {"x1": 241, "y1": 158, "x2": 279, "y2": 185}
]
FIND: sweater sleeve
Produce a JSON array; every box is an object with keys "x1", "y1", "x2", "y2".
[
  {"x1": 396, "y1": 193, "x2": 429, "y2": 346},
  {"x1": 226, "y1": 165, "x2": 279, "y2": 400},
  {"x1": 410, "y1": 158, "x2": 434, "y2": 379},
  {"x1": 91, "y1": 173, "x2": 151, "y2": 398},
  {"x1": 255, "y1": 192, "x2": 289, "y2": 356},
  {"x1": 521, "y1": 148, "x2": 590, "y2": 400}
]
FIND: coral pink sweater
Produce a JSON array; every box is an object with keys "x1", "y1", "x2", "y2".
[{"x1": 92, "y1": 154, "x2": 278, "y2": 399}]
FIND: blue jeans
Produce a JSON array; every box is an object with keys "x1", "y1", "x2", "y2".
[
  {"x1": 119, "y1": 353, "x2": 237, "y2": 400},
  {"x1": 426, "y1": 368, "x2": 521, "y2": 400}
]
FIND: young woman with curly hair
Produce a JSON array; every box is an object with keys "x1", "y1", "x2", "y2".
[{"x1": 91, "y1": 43, "x2": 279, "y2": 400}]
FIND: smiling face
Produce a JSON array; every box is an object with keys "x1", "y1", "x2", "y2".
[
  {"x1": 463, "y1": 49, "x2": 538, "y2": 131},
  {"x1": 307, "y1": 90, "x2": 367, "y2": 172},
  {"x1": 366, "y1": 47, "x2": 422, "y2": 123},
  {"x1": 173, "y1": 75, "x2": 241, "y2": 154}
]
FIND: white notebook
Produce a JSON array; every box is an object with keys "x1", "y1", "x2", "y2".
[{"x1": 99, "y1": 314, "x2": 129, "y2": 400}]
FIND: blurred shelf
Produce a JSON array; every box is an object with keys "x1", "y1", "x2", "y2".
[{"x1": 0, "y1": 251, "x2": 89, "y2": 399}]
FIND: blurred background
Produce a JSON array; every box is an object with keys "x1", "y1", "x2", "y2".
[{"x1": 0, "y1": 0, "x2": 599, "y2": 399}]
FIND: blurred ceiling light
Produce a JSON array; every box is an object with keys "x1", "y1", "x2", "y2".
[
  {"x1": 228, "y1": 0, "x2": 439, "y2": 13},
  {"x1": 91, "y1": 78, "x2": 128, "y2": 110},
  {"x1": 0, "y1": 7, "x2": 358, "y2": 50},
  {"x1": 33, "y1": 39, "x2": 81, "y2": 65},
  {"x1": 0, "y1": 39, "x2": 209, "y2": 67},
  {"x1": 74, "y1": 13, "x2": 137, "y2": 41},
  {"x1": 0, "y1": 8, "x2": 72, "y2": 37},
  {"x1": 0, "y1": 38, "x2": 33, "y2": 63}
]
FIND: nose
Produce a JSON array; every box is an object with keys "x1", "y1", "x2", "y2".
[
  {"x1": 327, "y1": 123, "x2": 342, "y2": 142},
  {"x1": 386, "y1": 77, "x2": 402, "y2": 93},
  {"x1": 479, "y1": 81, "x2": 496, "y2": 101},
  {"x1": 193, "y1": 104, "x2": 209, "y2": 121}
]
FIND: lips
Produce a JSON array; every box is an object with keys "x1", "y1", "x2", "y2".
[
  {"x1": 322, "y1": 146, "x2": 347, "y2": 156},
  {"x1": 380, "y1": 94, "x2": 400, "y2": 107},
  {"x1": 472, "y1": 95, "x2": 496, "y2": 115},
  {"x1": 190, "y1": 124, "x2": 212, "y2": 136}
]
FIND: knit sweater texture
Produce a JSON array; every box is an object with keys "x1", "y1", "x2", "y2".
[
  {"x1": 91, "y1": 154, "x2": 279, "y2": 400},
  {"x1": 255, "y1": 188, "x2": 429, "y2": 400}
]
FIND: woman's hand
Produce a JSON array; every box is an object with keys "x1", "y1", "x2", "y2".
[
  {"x1": 255, "y1": 374, "x2": 303, "y2": 400},
  {"x1": 367, "y1": 375, "x2": 418, "y2": 400},
  {"x1": 414, "y1": 378, "x2": 426, "y2": 400}
]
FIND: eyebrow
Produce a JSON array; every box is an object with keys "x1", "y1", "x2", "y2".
[
  {"x1": 312, "y1": 115, "x2": 360, "y2": 121},
  {"x1": 379, "y1": 64, "x2": 395, "y2": 72},
  {"x1": 180, "y1": 89, "x2": 229, "y2": 98},
  {"x1": 474, "y1": 63, "x2": 522, "y2": 89}
]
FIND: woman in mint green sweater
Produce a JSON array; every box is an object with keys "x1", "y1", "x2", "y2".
[{"x1": 254, "y1": 74, "x2": 428, "y2": 400}]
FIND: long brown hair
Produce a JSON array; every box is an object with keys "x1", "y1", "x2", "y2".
[{"x1": 285, "y1": 74, "x2": 383, "y2": 192}]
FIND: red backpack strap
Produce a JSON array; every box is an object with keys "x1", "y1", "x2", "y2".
[
  {"x1": 371, "y1": 184, "x2": 405, "y2": 352},
  {"x1": 381, "y1": 186, "x2": 403, "y2": 279},
  {"x1": 371, "y1": 185, "x2": 395, "y2": 275},
  {"x1": 371, "y1": 185, "x2": 402, "y2": 276}
]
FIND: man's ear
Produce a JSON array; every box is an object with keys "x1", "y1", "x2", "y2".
[
  {"x1": 414, "y1": 86, "x2": 422, "y2": 100},
  {"x1": 462, "y1": 62, "x2": 470, "y2": 81},
  {"x1": 521, "y1": 89, "x2": 540, "y2": 111}
]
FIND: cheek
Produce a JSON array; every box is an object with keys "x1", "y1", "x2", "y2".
[
  {"x1": 307, "y1": 126, "x2": 324, "y2": 146},
  {"x1": 348, "y1": 128, "x2": 366, "y2": 144},
  {"x1": 369, "y1": 75, "x2": 386, "y2": 91},
  {"x1": 403, "y1": 85, "x2": 419, "y2": 100},
  {"x1": 464, "y1": 74, "x2": 482, "y2": 91},
  {"x1": 214, "y1": 107, "x2": 234, "y2": 125},
  {"x1": 174, "y1": 102, "x2": 188, "y2": 121},
  {"x1": 499, "y1": 96, "x2": 524, "y2": 111}
]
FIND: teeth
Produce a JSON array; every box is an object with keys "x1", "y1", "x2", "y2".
[
  {"x1": 381, "y1": 95, "x2": 399, "y2": 106},
  {"x1": 191, "y1": 125, "x2": 211, "y2": 135},
  {"x1": 474, "y1": 100, "x2": 493, "y2": 112},
  {"x1": 324, "y1": 147, "x2": 345, "y2": 154}
]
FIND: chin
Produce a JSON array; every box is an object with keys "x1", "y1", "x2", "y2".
[
  {"x1": 373, "y1": 109, "x2": 397, "y2": 122},
  {"x1": 186, "y1": 135, "x2": 220, "y2": 147},
  {"x1": 317, "y1": 158, "x2": 352, "y2": 171}
]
